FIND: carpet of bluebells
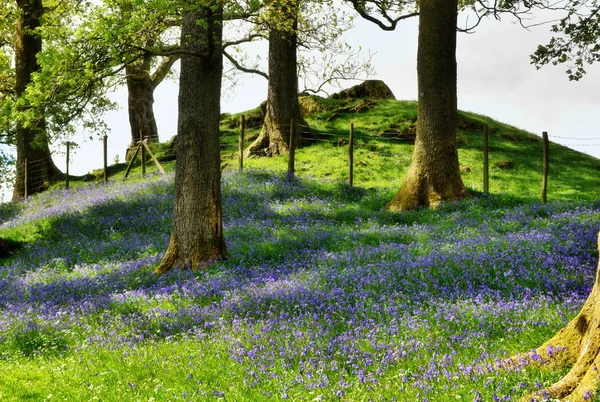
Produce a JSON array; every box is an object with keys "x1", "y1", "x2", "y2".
[{"x1": 1, "y1": 170, "x2": 600, "y2": 401}]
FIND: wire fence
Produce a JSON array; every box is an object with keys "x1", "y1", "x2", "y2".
[
  {"x1": 240, "y1": 117, "x2": 600, "y2": 203},
  {"x1": 7, "y1": 120, "x2": 600, "y2": 203}
]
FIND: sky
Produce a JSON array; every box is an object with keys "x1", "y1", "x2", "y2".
[{"x1": 40, "y1": 5, "x2": 600, "y2": 179}]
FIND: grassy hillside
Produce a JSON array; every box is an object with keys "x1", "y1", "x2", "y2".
[
  {"x1": 66, "y1": 96, "x2": 600, "y2": 202},
  {"x1": 0, "y1": 99, "x2": 599, "y2": 401}
]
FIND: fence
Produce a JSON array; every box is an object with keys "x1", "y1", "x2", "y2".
[
  {"x1": 9, "y1": 119, "x2": 597, "y2": 203},
  {"x1": 236, "y1": 116, "x2": 566, "y2": 204}
]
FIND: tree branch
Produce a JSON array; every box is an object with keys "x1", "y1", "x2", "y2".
[
  {"x1": 223, "y1": 33, "x2": 266, "y2": 49},
  {"x1": 345, "y1": 0, "x2": 417, "y2": 31},
  {"x1": 150, "y1": 55, "x2": 180, "y2": 89},
  {"x1": 223, "y1": 50, "x2": 268, "y2": 79}
]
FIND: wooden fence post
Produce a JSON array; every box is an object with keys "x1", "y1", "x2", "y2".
[
  {"x1": 287, "y1": 117, "x2": 297, "y2": 179},
  {"x1": 349, "y1": 122, "x2": 354, "y2": 187},
  {"x1": 66, "y1": 142, "x2": 70, "y2": 190},
  {"x1": 542, "y1": 131, "x2": 549, "y2": 203},
  {"x1": 140, "y1": 130, "x2": 146, "y2": 176},
  {"x1": 483, "y1": 125, "x2": 489, "y2": 193},
  {"x1": 24, "y1": 158, "x2": 28, "y2": 199},
  {"x1": 239, "y1": 114, "x2": 245, "y2": 172},
  {"x1": 103, "y1": 135, "x2": 108, "y2": 183}
]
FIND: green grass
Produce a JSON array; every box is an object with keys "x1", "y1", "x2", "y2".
[
  {"x1": 48, "y1": 96, "x2": 600, "y2": 202},
  {"x1": 2, "y1": 97, "x2": 600, "y2": 401}
]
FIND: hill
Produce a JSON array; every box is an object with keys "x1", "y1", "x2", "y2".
[
  {"x1": 216, "y1": 96, "x2": 599, "y2": 202},
  {"x1": 49, "y1": 96, "x2": 600, "y2": 203}
]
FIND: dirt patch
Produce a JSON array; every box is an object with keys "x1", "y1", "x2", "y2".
[
  {"x1": 500, "y1": 132, "x2": 540, "y2": 143},
  {"x1": 326, "y1": 99, "x2": 378, "y2": 122},
  {"x1": 494, "y1": 160, "x2": 515, "y2": 169}
]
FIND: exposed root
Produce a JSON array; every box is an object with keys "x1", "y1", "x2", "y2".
[
  {"x1": 511, "y1": 234, "x2": 600, "y2": 401},
  {"x1": 244, "y1": 128, "x2": 270, "y2": 158},
  {"x1": 154, "y1": 234, "x2": 177, "y2": 275}
]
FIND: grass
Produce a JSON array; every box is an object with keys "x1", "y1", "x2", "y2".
[{"x1": 1, "y1": 98, "x2": 600, "y2": 401}]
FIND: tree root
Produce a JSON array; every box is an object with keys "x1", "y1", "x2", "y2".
[{"x1": 511, "y1": 236, "x2": 600, "y2": 401}]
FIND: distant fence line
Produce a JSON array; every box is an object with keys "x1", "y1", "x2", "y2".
[
  {"x1": 12, "y1": 119, "x2": 598, "y2": 203},
  {"x1": 237, "y1": 116, "x2": 561, "y2": 204}
]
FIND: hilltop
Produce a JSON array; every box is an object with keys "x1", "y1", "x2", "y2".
[
  {"x1": 217, "y1": 96, "x2": 600, "y2": 201},
  {"x1": 30, "y1": 95, "x2": 599, "y2": 204}
]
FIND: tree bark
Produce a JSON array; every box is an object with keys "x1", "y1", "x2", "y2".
[
  {"x1": 155, "y1": 4, "x2": 226, "y2": 274},
  {"x1": 509, "y1": 233, "x2": 600, "y2": 401},
  {"x1": 245, "y1": 0, "x2": 307, "y2": 157},
  {"x1": 125, "y1": 55, "x2": 178, "y2": 148},
  {"x1": 386, "y1": 0, "x2": 466, "y2": 211},
  {"x1": 126, "y1": 59, "x2": 159, "y2": 145},
  {"x1": 12, "y1": 0, "x2": 60, "y2": 200}
]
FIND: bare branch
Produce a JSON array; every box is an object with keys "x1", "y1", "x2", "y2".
[
  {"x1": 223, "y1": 33, "x2": 266, "y2": 49},
  {"x1": 346, "y1": 0, "x2": 418, "y2": 30},
  {"x1": 223, "y1": 50, "x2": 268, "y2": 79}
]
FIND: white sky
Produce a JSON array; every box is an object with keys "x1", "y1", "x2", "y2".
[{"x1": 51, "y1": 6, "x2": 600, "y2": 178}]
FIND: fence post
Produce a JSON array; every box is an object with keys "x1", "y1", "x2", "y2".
[
  {"x1": 66, "y1": 142, "x2": 70, "y2": 190},
  {"x1": 287, "y1": 117, "x2": 297, "y2": 179},
  {"x1": 140, "y1": 130, "x2": 146, "y2": 176},
  {"x1": 483, "y1": 125, "x2": 489, "y2": 193},
  {"x1": 239, "y1": 114, "x2": 245, "y2": 172},
  {"x1": 24, "y1": 158, "x2": 28, "y2": 199},
  {"x1": 103, "y1": 135, "x2": 108, "y2": 183},
  {"x1": 349, "y1": 122, "x2": 354, "y2": 187},
  {"x1": 542, "y1": 131, "x2": 549, "y2": 203}
]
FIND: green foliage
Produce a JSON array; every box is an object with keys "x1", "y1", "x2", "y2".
[
  {"x1": 6, "y1": 321, "x2": 70, "y2": 357},
  {"x1": 531, "y1": 1, "x2": 600, "y2": 80}
]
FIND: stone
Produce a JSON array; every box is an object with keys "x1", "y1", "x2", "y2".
[{"x1": 329, "y1": 80, "x2": 396, "y2": 100}]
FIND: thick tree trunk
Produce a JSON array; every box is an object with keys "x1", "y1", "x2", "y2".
[
  {"x1": 245, "y1": 0, "x2": 307, "y2": 157},
  {"x1": 510, "y1": 233, "x2": 600, "y2": 401},
  {"x1": 154, "y1": 4, "x2": 226, "y2": 274},
  {"x1": 386, "y1": 0, "x2": 466, "y2": 211},
  {"x1": 126, "y1": 61, "x2": 159, "y2": 146},
  {"x1": 12, "y1": 0, "x2": 60, "y2": 200}
]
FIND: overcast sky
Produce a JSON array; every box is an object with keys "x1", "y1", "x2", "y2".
[{"x1": 54, "y1": 5, "x2": 600, "y2": 178}]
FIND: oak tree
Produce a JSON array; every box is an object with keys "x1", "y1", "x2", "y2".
[{"x1": 154, "y1": 0, "x2": 227, "y2": 274}]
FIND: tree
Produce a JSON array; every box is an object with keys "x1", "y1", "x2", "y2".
[
  {"x1": 531, "y1": 1, "x2": 600, "y2": 81},
  {"x1": 244, "y1": 0, "x2": 306, "y2": 157},
  {"x1": 243, "y1": 0, "x2": 370, "y2": 157},
  {"x1": 125, "y1": 54, "x2": 179, "y2": 146},
  {"x1": 347, "y1": 0, "x2": 545, "y2": 210},
  {"x1": 11, "y1": 0, "x2": 61, "y2": 200},
  {"x1": 506, "y1": 232, "x2": 600, "y2": 400},
  {"x1": 386, "y1": 0, "x2": 466, "y2": 211},
  {"x1": 345, "y1": 0, "x2": 465, "y2": 210},
  {"x1": 154, "y1": 0, "x2": 227, "y2": 274},
  {"x1": 504, "y1": 3, "x2": 600, "y2": 400},
  {"x1": 102, "y1": 0, "x2": 181, "y2": 147}
]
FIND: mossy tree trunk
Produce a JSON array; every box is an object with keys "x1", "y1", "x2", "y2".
[
  {"x1": 12, "y1": 0, "x2": 60, "y2": 200},
  {"x1": 386, "y1": 0, "x2": 466, "y2": 211},
  {"x1": 154, "y1": 4, "x2": 226, "y2": 274},
  {"x1": 125, "y1": 54, "x2": 179, "y2": 146},
  {"x1": 513, "y1": 233, "x2": 600, "y2": 401},
  {"x1": 245, "y1": 0, "x2": 307, "y2": 157},
  {"x1": 126, "y1": 59, "x2": 159, "y2": 145}
]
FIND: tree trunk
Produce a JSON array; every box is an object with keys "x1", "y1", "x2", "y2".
[
  {"x1": 510, "y1": 233, "x2": 600, "y2": 401},
  {"x1": 154, "y1": 4, "x2": 226, "y2": 274},
  {"x1": 245, "y1": 0, "x2": 307, "y2": 157},
  {"x1": 126, "y1": 60, "x2": 159, "y2": 146},
  {"x1": 386, "y1": 0, "x2": 466, "y2": 211},
  {"x1": 12, "y1": 0, "x2": 60, "y2": 200}
]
